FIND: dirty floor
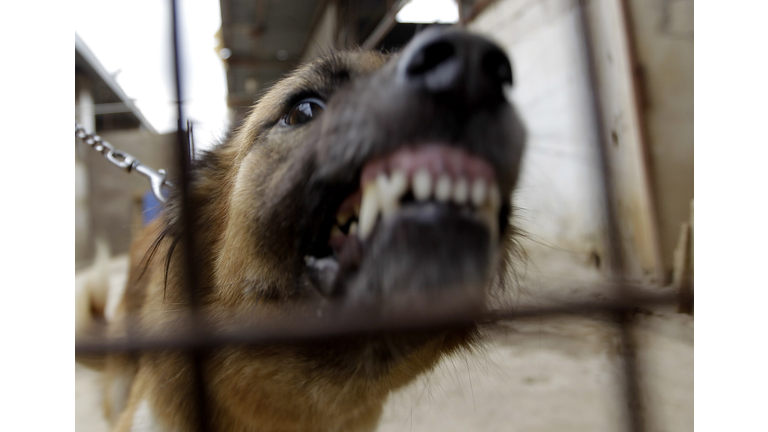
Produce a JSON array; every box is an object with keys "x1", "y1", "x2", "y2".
[{"x1": 76, "y1": 252, "x2": 693, "y2": 431}]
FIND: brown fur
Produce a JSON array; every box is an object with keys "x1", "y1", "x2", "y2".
[{"x1": 78, "y1": 29, "x2": 526, "y2": 432}]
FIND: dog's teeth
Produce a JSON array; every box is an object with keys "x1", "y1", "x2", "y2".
[
  {"x1": 377, "y1": 170, "x2": 408, "y2": 217},
  {"x1": 412, "y1": 169, "x2": 432, "y2": 201},
  {"x1": 376, "y1": 174, "x2": 397, "y2": 218},
  {"x1": 358, "y1": 182, "x2": 379, "y2": 240},
  {"x1": 476, "y1": 182, "x2": 500, "y2": 242},
  {"x1": 380, "y1": 197, "x2": 399, "y2": 218},
  {"x1": 471, "y1": 178, "x2": 487, "y2": 207},
  {"x1": 435, "y1": 174, "x2": 452, "y2": 202},
  {"x1": 375, "y1": 173, "x2": 388, "y2": 190},
  {"x1": 348, "y1": 221, "x2": 358, "y2": 235},
  {"x1": 389, "y1": 169, "x2": 408, "y2": 197},
  {"x1": 453, "y1": 177, "x2": 469, "y2": 204}
]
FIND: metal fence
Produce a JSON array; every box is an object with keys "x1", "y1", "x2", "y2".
[{"x1": 75, "y1": 1, "x2": 692, "y2": 431}]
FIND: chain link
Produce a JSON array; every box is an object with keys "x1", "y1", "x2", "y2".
[{"x1": 75, "y1": 121, "x2": 174, "y2": 203}]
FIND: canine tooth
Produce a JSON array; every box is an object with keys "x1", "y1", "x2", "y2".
[
  {"x1": 348, "y1": 221, "x2": 358, "y2": 235},
  {"x1": 412, "y1": 169, "x2": 432, "y2": 201},
  {"x1": 376, "y1": 175, "x2": 396, "y2": 218},
  {"x1": 380, "y1": 198, "x2": 399, "y2": 217},
  {"x1": 358, "y1": 182, "x2": 379, "y2": 240},
  {"x1": 377, "y1": 170, "x2": 408, "y2": 217},
  {"x1": 453, "y1": 177, "x2": 469, "y2": 204},
  {"x1": 375, "y1": 173, "x2": 389, "y2": 192},
  {"x1": 390, "y1": 170, "x2": 408, "y2": 197},
  {"x1": 471, "y1": 179, "x2": 487, "y2": 207},
  {"x1": 435, "y1": 175, "x2": 452, "y2": 202}
]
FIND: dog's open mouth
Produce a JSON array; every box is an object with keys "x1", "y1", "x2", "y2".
[{"x1": 304, "y1": 143, "x2": 502, "y2": 307}]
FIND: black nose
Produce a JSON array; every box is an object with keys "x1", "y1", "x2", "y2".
[{"x1": 399, "y1": 29, "x2": 513, "y2": 110}]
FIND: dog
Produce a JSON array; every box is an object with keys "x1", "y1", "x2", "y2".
[{"x1": 76, "y1": 28, "x2": 526, "y2": 432}]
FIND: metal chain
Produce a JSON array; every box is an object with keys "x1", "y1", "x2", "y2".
[{"x1": 75, "y1": 121, "x2": 174, "y2": 203}]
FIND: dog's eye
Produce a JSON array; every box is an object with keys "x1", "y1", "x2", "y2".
[{"x1": 282, "y1": 98, "x2": 326, "y2": 126}]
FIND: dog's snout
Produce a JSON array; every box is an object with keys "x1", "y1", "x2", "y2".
[{"x1": 400, "y1": 30, "x2": 512, "y2": 109}]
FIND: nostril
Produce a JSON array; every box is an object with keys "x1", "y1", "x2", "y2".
[
  {"x1": 399, "y1": 30, "x2": 512, "y2": 106},
  {"x1": 482, "y1": 49, "x2": 513, "y2": 86},
  {"x1": 406, "y1": 41, "x2": 456, "y2": 76}
]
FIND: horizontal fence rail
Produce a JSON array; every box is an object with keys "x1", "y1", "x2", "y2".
[{"x1": 75, "y1": 289, "x2": 680, "y2": 355}]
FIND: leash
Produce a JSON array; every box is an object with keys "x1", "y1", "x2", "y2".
[{"x1": 75, "y1": 121, "x2": 174, "y2": 203}]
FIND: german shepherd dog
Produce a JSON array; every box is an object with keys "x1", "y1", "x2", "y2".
[{"x1": 77, "y1": 28, "x2": 526, "y2": 432}]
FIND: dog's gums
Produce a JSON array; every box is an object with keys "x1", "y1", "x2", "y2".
[
  {"x1": 355, "y1": 143, "x2": 500, "y2": 241},
  {"x1": 306, "y1": 143, "x2": 503, "y2": 298}
]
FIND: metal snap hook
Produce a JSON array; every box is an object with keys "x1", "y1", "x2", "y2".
[{"x1": 135, "y1": 164, "x2": 173, "y2": 204}]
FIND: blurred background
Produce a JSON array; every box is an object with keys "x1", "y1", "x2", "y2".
[{"x1": 75, "y1": 0, "x2": 693, "y2": 431}]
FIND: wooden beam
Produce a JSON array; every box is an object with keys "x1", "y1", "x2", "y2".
[
  {"x1": 460, "y1": 0, "x2": 499, "y2": 25},
  {"x1": 299, "y1": 0, "x2": 331, "y2": 58},
  {"x1": 360, "y1": 0, "x2": 409, "y2": 50}
]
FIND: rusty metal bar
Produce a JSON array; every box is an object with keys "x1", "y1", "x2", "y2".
[
  {"x1": 576, "y1": 1, "x2": 647, "y2": 431},
  {"x1": 299, "y1": 0, "x2": 331, "y2": 59},
  {"x1": 170, "y1": 0, "x2": 211, "y2": 430},
  {"x1": 361, "y1": 0, "x2": 409, "y2": 50},
  {"x1": 76, "y1": 290, "x2": 680, "y2": 355},
  {"x1": 617, "y1": 0, "x2": 666, "y2": 286}
]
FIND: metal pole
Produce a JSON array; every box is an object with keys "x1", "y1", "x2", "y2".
[
  {"x1": 575, "y1": 1, "x2": 646, "y2": 431},
  {"x1": 170, "y1": 0, "x2": 211, "y2": 430}
]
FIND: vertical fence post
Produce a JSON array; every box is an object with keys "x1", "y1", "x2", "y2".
[
  {"x1": 576, "y1": 1, "x2": 647, "y2": 431},
  {"x1": 170, "y1": 0, "x2": 211, "y2": 430}
]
